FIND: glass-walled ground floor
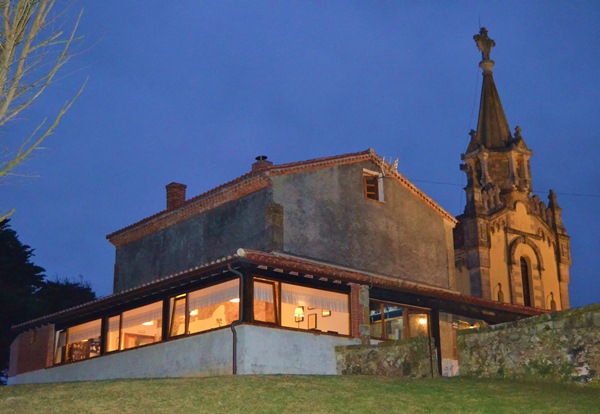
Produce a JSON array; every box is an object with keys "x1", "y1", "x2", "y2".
[
  {"x1": 9, "y1": 262, "x2": 538, "y2": 384},
  {"x1": 51, "y1": 276, "x2": 353, "y2": 366},
  {"x1": 49, "y1": 276, "x2": 454, "y2": 368}
]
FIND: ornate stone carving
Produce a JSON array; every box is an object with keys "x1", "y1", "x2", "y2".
[{"x1": 473, "y1": 27, "x2": 495, "y2": 60}]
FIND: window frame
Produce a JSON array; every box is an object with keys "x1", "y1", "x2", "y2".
[
  {"x1": 369, "y1": 300, "x2": 430, "y2": 341},
  {"x1": 363, "y1": 169, "x2": 384, "y2": 202},
  {"x1": 253, "y1": 277, "x2": 350, "y2": 335}
]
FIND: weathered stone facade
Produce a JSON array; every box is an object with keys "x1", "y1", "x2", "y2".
[
  {"x1": 335, "y1": 337, "x2": 438, "y2": 379},
  {"x1": 458, "y1": 303, "x2": 600, "y2": 384},
  {"x1": 109, "y1": 151, "x2": 457, "y2": 293}
]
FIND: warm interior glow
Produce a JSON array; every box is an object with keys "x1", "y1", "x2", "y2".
[
  {"x1": 321, "y1": 309, "x2": 331, "y2": 317},
  {"x1": 294, "y1": 306, "x2": 304, "y2": 317},
  {"x1": 189, "y1": 309, "x2": 198, "y2": 316},
  {"x1": 418, "y1": 317, "x2": 428, "y2": 326},
  {"x1": 230, "y1": 298, "x2": 240, "y2": 303},
  {"x1": 142, "y1": 321, "x2": 154, "y2": 326}
]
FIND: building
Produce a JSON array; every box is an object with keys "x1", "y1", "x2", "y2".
[
  {"x1": 7, "y1": 28, "x2": 559, "y2": 385},
  {"x1": 454, "y1": 28, "x2": 571, "y2": 310}
]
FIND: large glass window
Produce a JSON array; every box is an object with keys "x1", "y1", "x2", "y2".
[
  {"x1": 254, "y1": 280, "x2": 277, "y2": 323},
  {"x1": 170, "y1": 295, "x2": 187, "y2": 337},
  {"x1": 121, "y1": 301, "x2": 163, "y2": 349},
  {"x1": 254, "y1": 279, "x2": 350, "y2": 335},
  {"x1": 53, "y1": 330, "x2": 66, "y2": 364},
  {"x1": 63, "y1": 319, "x2": 101, "y2": 362},
  {"x1": 369, "y1": 301, "x2": 429, "y2": 340},
  {"x1": 105, "y1": 315, "x2": 121, "y2": 352},
  {"x1": 168, "y1": 279, "x2": 240, "y2": 337}
]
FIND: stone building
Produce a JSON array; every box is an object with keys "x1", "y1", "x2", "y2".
[
  {"x1": 7, "y1": 28, "x2": 560, "y2": 385},
  {"x1": 454, "y1": 28, "x2": 571, "y2": 311},
  {"x1": 108, "y1": 149, "x2": 457, "y2": 294}
]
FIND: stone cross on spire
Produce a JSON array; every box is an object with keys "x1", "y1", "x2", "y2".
[{"x1": 473, "y1": 27, "x2": 495, "y2": 61}]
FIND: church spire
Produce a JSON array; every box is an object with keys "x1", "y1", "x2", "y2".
[{"x1": 467, "y1": 27, "x2": 512, "y2": 153}]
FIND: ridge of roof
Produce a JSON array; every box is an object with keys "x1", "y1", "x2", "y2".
[
  {"x1": 106, "y1": 149, "x2": 373, "y2": 245},
  {"x1": 107, "y1": 148, "x2": 456, "y2": 247}
]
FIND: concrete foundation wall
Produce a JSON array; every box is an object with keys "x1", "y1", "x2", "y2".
[
  {"x1": 114, "y1": 188, "x2": 274, "y2": 291},
  {"x1": 8, "y1": 328, "x2": 233, "y2": 385},
  {"x1": 8, "y1": 325, "x2": 358, "y2": 385},
  {"x1": 272, "y1": 161, "x2": 452, "y2": 288},
  {"x1": 237, "y1": 325, "x2": 358, "y2": 375},
  {"x1": 458, "y1": 303, "x2": 600, "y2": 384}
]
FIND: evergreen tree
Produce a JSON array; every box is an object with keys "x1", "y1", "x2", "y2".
[
  {"x1": 35, "y1": 277, "x2": 96, "y2": 316},
  {"x1": 0, "y1": 220, "x2": 96, "y2": 384},
  {"x1": 0, "y1": 219, "x2": 45, "y2": 383}
]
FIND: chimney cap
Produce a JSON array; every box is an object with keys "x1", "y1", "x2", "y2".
[{"x1": 252, "y1": 155, "x2": 273, "y2": 171}]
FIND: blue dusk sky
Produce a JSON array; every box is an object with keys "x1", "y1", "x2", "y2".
[{"x1": 3, "y1": 1, "x2": 599, "y2": 307}]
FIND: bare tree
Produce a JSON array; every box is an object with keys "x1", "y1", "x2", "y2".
[{"x1": 0, "y1": 0, "x2": 85, "y2": 219}]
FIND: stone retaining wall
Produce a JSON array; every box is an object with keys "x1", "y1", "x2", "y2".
[
  {"x1": 458, "y1": 303, "x2": 600, "y2": 384},
  {"x1": 335, "y1": 337, "x2": 438, "y2": 378}
]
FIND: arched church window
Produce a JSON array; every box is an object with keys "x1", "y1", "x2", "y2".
[{"x1": 520, "y1": 257, "x2": 532, "y2": 307}]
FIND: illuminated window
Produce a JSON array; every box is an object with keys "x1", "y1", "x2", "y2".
[
  {"x1": 253, "y1": 279, "x2": 350, "y2": 335},
  {"x1": 170, "y1": 294, "x2": 187, "y2": 337},
  {"x1": 254, "y1": 280, "x2": 277, "y2": 323},
  {"x1": 168, "y1": 280, "x2": 240, "y2": 337},
  {"x1": 53, "y1": 330, "x2": 66, "y2": 365},
  {"x1": 121, "y1": 301, "x2": 163, "y2": 349},
  {"x1": 59, "y1": 319, "x2": 101, "y2": 363},
  {"x1": 369, "y1": 301, "x2": 429, "y2": 340},
  {"x1": 105, "y1": 315, "x2": 121, "y2": 352},
  {"x1": 280, "y1": 283, "x2": 349, "y2": 335},
  {"x1": 187, "y1": 279, "x2": 239, "y2": 334}
]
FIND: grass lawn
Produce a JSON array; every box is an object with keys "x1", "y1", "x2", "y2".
[{"x1": 1, "y1": 375, "x2": 598, "y2": 413}]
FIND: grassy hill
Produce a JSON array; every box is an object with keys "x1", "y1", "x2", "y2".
[{"x1": 1, "y1": 375, "x2": 598, "y2": 413}]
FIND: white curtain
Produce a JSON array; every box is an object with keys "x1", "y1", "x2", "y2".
[
  {"x1": 122, "y1": 301, "x2": 163, "y2": 330},
  {"x1": 188, "y1": 279, "x2": 239, "y2": 310},
  {"x1": 281, "y1": 283, "x2": 348, "y2": 312},
  {"x1": 254, "y1": 281, "x2": 274, "y2": 302},
  {"x1": 67, "y1": 319, "x2": 101, "y2": 343}
]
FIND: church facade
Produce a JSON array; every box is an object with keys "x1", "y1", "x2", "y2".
[
  {"x1": 454, "y1": 28, "x2": 571, "y2": 311},
  {"x1": 7, "y1": 29, "x2": 566, "y2": 385}
]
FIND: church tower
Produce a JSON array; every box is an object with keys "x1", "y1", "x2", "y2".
[{"x1": 454, "y1": 28, "x2": 571, "y2": 310}]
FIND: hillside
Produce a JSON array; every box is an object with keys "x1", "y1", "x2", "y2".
[{"x1": 1, "y1": 376, "x2": 598, "y2": 413}]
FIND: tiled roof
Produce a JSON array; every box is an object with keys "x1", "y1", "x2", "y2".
[
  {"x1": 236, "y1": 249, "x2": 545, "y2": 317},
  {"x1": 13, "y1": 249, "x2": 544, "y2": 332},
  {"x1": 107, "y1": 149, "x2": 456, "y2": 247}
]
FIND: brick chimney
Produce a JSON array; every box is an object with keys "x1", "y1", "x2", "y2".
[
  {"x1": 252, "y1": 155, "x2": 273, "y2": 172},
  {"x1": 166, "y1": 182, "x2": 187, "y2": 210}
]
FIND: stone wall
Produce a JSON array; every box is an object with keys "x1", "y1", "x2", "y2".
[
  {"x1": 336, "y1": 337, "x2": 438, "y2": 378},
  {"x1": 458, "y1": 303, "x2": 600, "y2": 384},
  {"x1": 114, "y1": 188, "x2": 275, "y2": 292},
  {"x1": 272, "y1": 161, "x2": 453, "y2": 289}
]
